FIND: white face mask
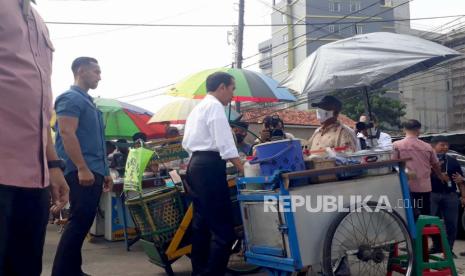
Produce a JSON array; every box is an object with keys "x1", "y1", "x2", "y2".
[{"x1": 316, "y1": 108, "x2": 333, "y2": 123}]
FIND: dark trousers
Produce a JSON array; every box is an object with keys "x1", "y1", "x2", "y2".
[
  {"x1": 0, "y1": 184, "x2": 50, "y2": 276},
  {"x1": 431, "y1": 192, "x2": 459, "y2": 251},
  {"x1": 410, "y1": 192, "x2": 431, "y2": 221},
  {"x1": 186, "y1": 152, "x2": 236, "y2": 276},
  {"x1": 52, "y1": 171, "x2": 103, "y2": 276}
]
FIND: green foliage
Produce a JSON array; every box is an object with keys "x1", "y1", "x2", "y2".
[{"x1": 332, "y1": 89, "x2": 406, "y2": 130}]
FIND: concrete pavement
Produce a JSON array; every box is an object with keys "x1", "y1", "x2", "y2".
[{"x1": 41, "y1": 224, "x2": 465, "y2": 276}]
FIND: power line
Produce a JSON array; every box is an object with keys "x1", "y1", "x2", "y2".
[
  {"x1": 115, "y1": 2, "x2": 395, "y2": 101},
  {"x1": 113, "y1": 2, "x2": 462, "y2": 103},
  {"x1": 124, "y1": 39, "x2": 464, "y2": 105},
  {"x1": 244, "y1": 0, "x2": 411, "y2": 68},
  {"x1": 241, "y1": 0, "x2": 392, "y2": 64},
  {"x1": 43, "y1": 15, "x2": 465, "y2": 28},
  {"x1": 115, "y1": 83, "x2": 174, "y2": 100}
]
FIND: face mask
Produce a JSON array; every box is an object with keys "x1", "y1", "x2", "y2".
[
  {"x1": 235, "y1": 133, "x2": 245, "y2": 144},
  {"x1": 316, "y1": 108, "x2": 333, "y2": 123}
]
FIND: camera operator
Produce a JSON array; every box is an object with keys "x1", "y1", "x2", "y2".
[
  {"x1": 257, "y1": 115, "x2": 295, "y2": 143},
  {"x1": 356, "y1": 114, "x2": 392, "y2": 150}
]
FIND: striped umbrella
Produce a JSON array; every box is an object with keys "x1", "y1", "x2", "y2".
[
  {"x1": 93, "y1": 98, "x2": 166, "y2": 140},
  {"x1": 167, "y1": 68, "x2": 297, "y2": 103}
]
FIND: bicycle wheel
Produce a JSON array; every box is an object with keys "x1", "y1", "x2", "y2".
[
  {"x1": 322, "y1": 201, "x2": 413, "y2": 276},
  {"x1": 226, "y1": 238, "x2": 261, "y2": 275}
]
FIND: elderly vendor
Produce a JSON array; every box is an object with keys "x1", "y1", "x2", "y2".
[{"x1": 308, "y1": 96, "x2": 358, "y2": 153}]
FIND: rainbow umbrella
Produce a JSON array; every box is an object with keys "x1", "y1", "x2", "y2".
[
  {"x1": 94, "y1": 98, "x2": 165, "y2": 140},
  {"x1": 168, "y1": 68, "x2": 297, "y2": 103},
  {"x1": 148, "y1": 98, "x2": 241, "y2": 124}
]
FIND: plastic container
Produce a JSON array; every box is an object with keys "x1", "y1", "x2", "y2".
[
  {"x1": 250, "y1": 139, "x2": 305, "y2": 176},
  {"x1": 244, "y1": 156, "x2": 261, "y2": 177},
  {"x1": 346, "y1": 150, "x2": 393, "y2": 176}
]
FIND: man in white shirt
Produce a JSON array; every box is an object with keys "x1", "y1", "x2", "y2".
[{"x1": 182, "y1": 72, "x2": 243, "y2": 276}]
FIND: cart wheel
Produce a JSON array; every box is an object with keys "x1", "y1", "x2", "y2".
[
  {"x1": 322, "y1": 201, "x2": 413, "y2": 276},
  {"x1": 226, "y1": 238, "x2": 261, "y2": 275}
]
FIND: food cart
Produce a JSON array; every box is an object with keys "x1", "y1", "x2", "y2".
[
  {"x1": 236, "y1": 140, "x2": 416, "y2": 276},
  {"x1": 121, "y1": 137, "x2": 260, "y2": 275}
]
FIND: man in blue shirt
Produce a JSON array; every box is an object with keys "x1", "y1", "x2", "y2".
[
  {"x1": 429, "y1": 136, "x2": 465, "y2": 258},
  {"x1": 52, "y1": 57, "x2": 112, "y2": 276}
]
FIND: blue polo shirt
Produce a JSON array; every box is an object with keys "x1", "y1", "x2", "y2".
[{"x1": 55, "y1": 86, "x2": 109, "y2": 177}]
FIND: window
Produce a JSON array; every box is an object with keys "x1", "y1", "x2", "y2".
[
  {"x1": 329, "y1": 1, "x2": 342, "y2": 12},
  {"x1": 283, "y1": 33, "x2": 288, "y2": 42},
  {"x1": 380, "y1": 0, "x2": 393, "y2": 6},
  {"x1": 283, "y1": 55, "x2": 288, "y2": 67},
  {"x1": 349, "y1": 1, "x2": 361, "y2": 12},
  {"x1": 282, "y1": 13, "x2": 287, "y2": 23},
  {"x1": 356, "y1": 24, "x2": 363, "y2": 34},
  {"x1": 328, "y1": 25, "x2": 335, "y2": 33}
]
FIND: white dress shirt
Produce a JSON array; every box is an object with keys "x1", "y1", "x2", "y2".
[
  {"x1": 357, "y1": 131, "x2": 393, "y2": 150},
  {"x1": 182, "y1": 94, "x2": 239, "y2": 160}
]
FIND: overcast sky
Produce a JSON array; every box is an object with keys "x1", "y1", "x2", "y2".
[{"x1": 35, "y1": 0, "x2": 465, "y2": 111}]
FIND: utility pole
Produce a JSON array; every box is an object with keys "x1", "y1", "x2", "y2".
[{"x1": 235, "y1": 0, "x2": 245, "y2": 112}]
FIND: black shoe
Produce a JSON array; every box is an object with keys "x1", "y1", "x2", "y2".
[
  {"x1": 459, "y1": 251, "x2": 465, "y2": 257},
  {"x1": 81, "y1": 273, "x2": 92, "y2": 276},
  {"x1": 429, "y1": 248, "x2": 441, "y2": 254}
]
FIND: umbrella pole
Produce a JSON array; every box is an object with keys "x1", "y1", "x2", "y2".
[{"x1": 363, "y1": 87, "x2": 376, "y2": 148}]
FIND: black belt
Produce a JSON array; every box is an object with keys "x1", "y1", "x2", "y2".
[{"x1": 192, "y1": 151, "x2": 221, "y2": 158}]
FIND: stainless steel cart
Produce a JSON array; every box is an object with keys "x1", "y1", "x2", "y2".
[{"x1": 237, "y1": 159, "x2": 415, "y2": 276}]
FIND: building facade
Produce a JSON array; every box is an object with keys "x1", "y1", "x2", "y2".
[
  {"x1": 258, "y1": 0, "x2": 409, "y2": 111},
  {"x1": 258, "y1": 0, "x2": 403, "y2": 82},
  {"x1": 398, "y1": 29, "x2": 465, "y2": 133}
]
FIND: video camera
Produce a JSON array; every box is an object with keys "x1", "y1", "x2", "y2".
[
  {"x1": 355, "y1": 121, "x2": 374, "y2": 132},
  {"x1": 263, "y1": 115, "x2": 285, "y2": 141}
]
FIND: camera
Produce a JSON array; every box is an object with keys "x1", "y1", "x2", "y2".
[
  {"x1": 355, "y1": 121, "x2": 374, "y2": 132},
  {"x1": 264, "y1": 115, "x2": 282, "y2": 130},
  {"x1": 263, "y1": 115, "x2": 285, "y2": 141}
]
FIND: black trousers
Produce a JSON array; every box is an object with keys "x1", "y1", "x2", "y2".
[
  {"x1": 410, "y1": 192, "x2": 431, "y2": 221},
  {"x1": 0, "y1": 184, "x2": 50, "y2": 276},
  {"x1": 186, "y1": 152, "x2": 236, "y2": 276},
  {"x1": 52, "y1": 171, "x2": 103, "y2": 276}
]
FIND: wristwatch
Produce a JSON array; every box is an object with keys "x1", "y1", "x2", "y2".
[{"x1": 48, "y1": 159, "x2": 65, "y2": 171}]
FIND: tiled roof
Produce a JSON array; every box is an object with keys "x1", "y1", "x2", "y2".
[{"x1": 241, "y1": 108, "x2": 356, "y2": 128}]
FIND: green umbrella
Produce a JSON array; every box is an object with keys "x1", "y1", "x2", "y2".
[{"x1": 94, "y1": 98, "x2": 166, "y2": 140}]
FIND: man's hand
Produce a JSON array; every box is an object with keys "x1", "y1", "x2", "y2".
[
  {"x1": 49, "y1": 168, "x2": 69, "y2": 214},
  {"x1": 103, "y1": 176, "x2": 113, "y2": 193},
  {"x1": 452, "y1": 173, "x2": 464, "y2": 184},
  {"x1": 78, "y1": 167, "x2": 95, "y2": 186},
  {"x1": 440, "y1": 173, "x2": 450, "y2": 184}
]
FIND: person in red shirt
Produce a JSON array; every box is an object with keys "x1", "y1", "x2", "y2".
[{"x1": 392, "y1": 119, "x2": 447, "y2": 220}]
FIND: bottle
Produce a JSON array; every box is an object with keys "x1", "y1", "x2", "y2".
[{"x1": 244, "y1": 156, "x2": 261, "y2": 177}]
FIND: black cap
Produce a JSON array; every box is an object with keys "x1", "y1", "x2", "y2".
[{"x1": 311, "y1": 95, "x2": 342, "y2": 111}]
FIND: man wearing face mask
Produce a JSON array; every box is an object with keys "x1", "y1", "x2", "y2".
[
  {"x1": 232, "y1": 121, "x2": 252, "y2": 156},
  {"x1": 308, "y1": 96, "x2": 358, "y2": 153}
]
